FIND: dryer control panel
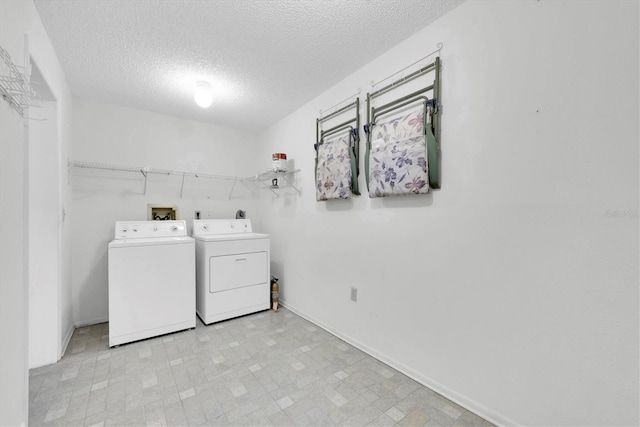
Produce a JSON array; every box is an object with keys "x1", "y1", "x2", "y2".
[
  {"x1": 193, "y1": 219, "x2": 252, "y2": 236},
  {"x1": 114, "y1": 220, "x2": 188, "y2": 239}
]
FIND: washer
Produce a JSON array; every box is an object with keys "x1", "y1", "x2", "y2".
[
  {"x1": 108, "y1": 220, "x2": 195, "y2": 347},
  {"x1": 193, "y1": 219, "x2": 270, "y2": 324}
]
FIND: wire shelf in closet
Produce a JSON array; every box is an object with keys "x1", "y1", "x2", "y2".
[
  {"x1": 69, "y1": 160, "x2": 302, "y2": 199},
  {"x1": 0, "y1": 45, "x2": 43, "y2": 116},
  {"x1": 69, "y1": 160, "x2": 242, "y2": 199}
]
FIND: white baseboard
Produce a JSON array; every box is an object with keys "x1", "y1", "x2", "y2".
[
  {"x1": 74, "y1": 315, "x2": 108, "y2": 328},
  {"x1": 59, "y1": 323, "x2": 74, "y2": 359},
  {"x1": 280, "y1": 300, "x2": 518, "y2": 427}
]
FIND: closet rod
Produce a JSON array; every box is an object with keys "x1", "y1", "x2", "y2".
[
  {"x1": 69, "y1": 160, "x2": 237, "y2": 181},
  {"x1": 70, "y1": 161, "x2": 144, "y2": 174}
]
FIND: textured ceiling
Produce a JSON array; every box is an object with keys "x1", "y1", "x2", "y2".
[{"x1": 34, "y1": 0, "x2": 463, "y2": 131}]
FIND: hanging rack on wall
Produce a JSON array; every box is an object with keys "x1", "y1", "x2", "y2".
[
  {"x1": 0, "y1": 45, "x2": 42, "y2": 116},
  {"x1": 367, "y1": 57, "x2": 440, "y2": 115},
  {"x1": 316, "y1": 96, "x2": 361, "y2": 158},
  {"x1": 364, "y1": 55, "x2": 441, "y2": 193},
  {"x1": 315, "y1": 93, "x2": 361, "y2": 199},
  {"x1": 370, "y1": 42, "x2": 442, "y2": 90},
  {"x1": 318, "y1": 90, "x2": 360, "y2": 118}
]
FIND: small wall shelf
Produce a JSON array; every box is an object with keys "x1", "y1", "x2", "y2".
[{"x1": 245, "y1": 170, "x2": 301, "y2": 197}]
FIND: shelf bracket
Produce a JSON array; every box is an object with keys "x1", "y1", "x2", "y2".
[
  {"x1": 140, "y1": 168, "x2": 148, "y2": 195},
  {"x1": 228, "y1": 177, "x2": 237, "y2": 200},
  {"x1": 288, "y1": 178, "x2": 301, "y2": 195},
  {"x1": 279, "y1": 173, "x2": 300, "y2": 195},
  {"x1": 179, "y1": 172, "x2": 186, "y2": 198}
]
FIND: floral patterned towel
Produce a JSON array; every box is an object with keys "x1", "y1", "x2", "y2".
[
  {"x1": 372, "y1": 107, "x2": 425, "y2": 144},
  {"x1": 316, "y1": 133, "x2": 353, "y2": 201},
  {"x1": 368, "y1": 109, "x2": 429, "y2": 198}
]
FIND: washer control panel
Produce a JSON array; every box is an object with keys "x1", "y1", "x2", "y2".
[
  {"x1": 193, "y1": 219, "x2": 252, "y2": 236},
  {"x1": 114, "y1": 220, "x2": 187, "y2": 239}
]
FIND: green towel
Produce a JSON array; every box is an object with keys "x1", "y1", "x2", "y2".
[{"x1": 426, "y1": 124, "x2": 439, "y2": 189}]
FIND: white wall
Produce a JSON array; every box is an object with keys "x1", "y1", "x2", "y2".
[
  {"x1": 26, "y1": 11, "x2": 74, "y2": 370},
  {"x1": 70, "y1": 100, "x2": 264, "y2": 326},
  {"x1": 0, "y1": 83, "x2": 29, "y2": 427},
  {"x1": 27, "y1": 86, "x2": 73, "y2": 367},
  {"x1": 257, "y1": 1, "x2": 639, "y2": 426},
  {"x1": 0, "y1": 0, "x2": 73, "y2": 424},
  {"x1": 28, "y1": 101, "x2": 61, "y2": 368},
  {"x1": 58, "y1": 68, "x2": 74, "y2": 366}
]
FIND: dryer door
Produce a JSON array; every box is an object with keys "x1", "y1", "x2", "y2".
[{"x1": 209, "y1": 251, "x2": 268, "y2": 293}]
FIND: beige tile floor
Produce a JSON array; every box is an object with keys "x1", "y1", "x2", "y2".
[{"x1": 29, "y1": 307, "x2": 494, "y2": 426}]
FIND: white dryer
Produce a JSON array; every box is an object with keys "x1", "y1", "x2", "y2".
[
  {"x1": 108, "y1": 220, "x2": 195, "y2": 347},
  {"x1": 193, "y1": 219, "x2": 270, "y2": 324}
]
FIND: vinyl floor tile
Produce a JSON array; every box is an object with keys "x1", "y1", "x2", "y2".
[{"x1": 29, "y1": 308, "x2": 494, "y2": 426}]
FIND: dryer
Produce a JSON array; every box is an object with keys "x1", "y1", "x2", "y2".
[
  {"x1": 193, "y1": 219, "x2": 270, "y2": 324},
  {"x1": 108, "y1": 220, "x2": 195, "y2": 347}
]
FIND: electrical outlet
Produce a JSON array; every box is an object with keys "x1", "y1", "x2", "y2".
[{"x1": 350, "y1": 287, "x2": 357, "y2": 302}]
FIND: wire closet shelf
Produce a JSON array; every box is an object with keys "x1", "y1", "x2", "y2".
[
  {"x1": 69, "y1": 160, "x2": 301, "y2": 198},
  {"x1": 0, "y1": 45, "x2": 42, "y2": 116}
]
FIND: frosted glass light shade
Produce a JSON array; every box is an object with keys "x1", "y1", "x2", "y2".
[{"x1": 194, "y1": 81, "x2": 213, "y2": 108}]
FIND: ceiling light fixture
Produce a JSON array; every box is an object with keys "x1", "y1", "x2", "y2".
[{"x1": 194, "y1": 81, "x2": 213, "y2": 108}]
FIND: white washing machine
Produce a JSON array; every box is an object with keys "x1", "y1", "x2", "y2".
[
  {"x1": 193, "y1": 219, "x2": 270, "y2": 324},
  {"x1": 108, "y1": 220, "x2": 195, "y2": 347}
]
